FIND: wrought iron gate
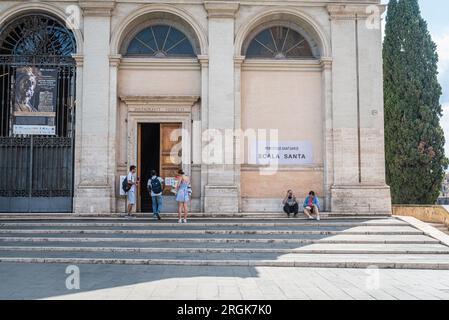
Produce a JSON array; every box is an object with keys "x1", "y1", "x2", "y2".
[{"x1": 0, "y1": 14, "x2": 76, "y2": 212}]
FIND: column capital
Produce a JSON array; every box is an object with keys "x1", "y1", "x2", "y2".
[
  {"x1": 79, "y1": 1, "x2": 116, "y2": 17},
  {"x1": 320, "y1": 57, "x2": 333, "y2": 69},
  {"x1": 327, "y1": 4, "x2": 385, "y2": 20},
  {"x1": 204, "y1": 1, "x2": 239, "y2": 19},
  {"x1": 109, "y1": 54, "x2": 122, "y2": 67},
  {"x1": 197, "y1": 55, "x2": 209, "y2": 67},
  {"x1": 234, "y1": 55, "x2": 245, "y2": 66},
  {"x1": 72, "y1": 54, "x2": 84, "y2": 67}
]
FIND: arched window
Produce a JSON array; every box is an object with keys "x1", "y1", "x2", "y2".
[
  {"x1": 125, "y1": 25, "x2": 195, "y2": 57},
  {"x1": 245, "y1": 26, "x2": 315, "y2": 59},
  {"x1": 0, "y1": 14, "x2": 76, "y2": 56}
]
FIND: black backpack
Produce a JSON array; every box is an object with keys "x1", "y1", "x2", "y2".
[
  {"x1": 122, "y1": 176, "x2": 131, "y2": 193},
  {"x1": 150, "y1": 177, "x2": 162, "y2": 194}
]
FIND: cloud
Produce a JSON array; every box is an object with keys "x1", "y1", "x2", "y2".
[
  {"x1": 434, "y1": 30, "x2": 449, "y2": 81},
  {"x1": 441, "y1": 102, "x2": 449, "y2": 156}
]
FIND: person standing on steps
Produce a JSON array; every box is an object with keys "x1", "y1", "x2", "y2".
[
  {"x1": 175, "y1": 169, "x2": 191, "y2": 223},
  {"x1": 147, "y1": 169, "x2": 164, "y2": 220},
  {"x1": 125, "y1": 165, "x2": 138, "y2": 218},
  {"x1": 303, "y1": 191, "x2": 321, "y2": 221}
]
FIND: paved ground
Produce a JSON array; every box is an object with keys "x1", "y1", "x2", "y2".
[
  {"x1": 1, "y1": 263, "x2": 449, "y2": 300},
  {"x1": 1, "y1": 214, "x2": 449, "y2": 300}
]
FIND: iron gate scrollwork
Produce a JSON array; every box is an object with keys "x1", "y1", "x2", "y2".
[{"x1": 0, "y1": 14, "x2": 76, "y2": 212}]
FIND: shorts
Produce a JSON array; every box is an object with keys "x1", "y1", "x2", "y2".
[
  {"x1": 127, "y1": 190, "x2": 136, "y2": 205},
  {"x1": 305, "y1": 205, "x2": 316, "y2": 213}
]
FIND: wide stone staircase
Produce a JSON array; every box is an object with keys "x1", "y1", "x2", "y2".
[{"x1": 0, "y1": 214, "x2": 449, "y2": 269}]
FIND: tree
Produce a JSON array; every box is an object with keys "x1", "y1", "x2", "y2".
[{"x1": 383, "y1": 0, "x2": 448, "y2": 204}]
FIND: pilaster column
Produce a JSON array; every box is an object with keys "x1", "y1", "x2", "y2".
[
  {"x1": 320, "y1": 57, "x2": 333, "y2": 212},
  {"x1": 73, "y1": 1, "x2": 116, "y2": 213},
  {"x1": 108, "y1": 54, "x2": 121, "y2": 213},
  {"x1": 198, "y1": 55, "x2": 209, "y2": 212},
  {"x1": 327, "y1": 4, "x2": 391, "y2": 214},
  {"x1": 203, "y1": 1, "x2": 240, "y2": 213}
]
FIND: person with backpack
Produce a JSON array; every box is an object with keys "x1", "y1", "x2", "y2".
[
  {"x1": 123, "y1": 165, "x2": 138, "y2": 218},
  {"x1": 147, "y1": 170, "x2": 164, "y2": 220}
]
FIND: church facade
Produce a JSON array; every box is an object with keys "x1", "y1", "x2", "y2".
[{"x1": 0, "y1": 0, "x2": 391, "y2": 214}]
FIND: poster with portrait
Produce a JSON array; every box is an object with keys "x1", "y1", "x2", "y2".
[{"x1": 12, "y1": 67, "x2": 58, "y2": 135}]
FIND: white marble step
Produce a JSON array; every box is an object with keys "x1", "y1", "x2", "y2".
[
  {"x1": 1, "y1": 254, "x2": 448, "y2": 269},
  {"x1": 0, "y1": 234, "x2": 439, "y2": 244},
  {"x1": 0, "y1": 226, "x2": 423, "y2": 235},
  {"x1": 0, "y1": 243, "x2": 448, "y2": 254}
]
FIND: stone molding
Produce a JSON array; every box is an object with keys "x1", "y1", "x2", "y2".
[
  {"x1": 204, "y1": 1, "x2": 239, "y2": 19},
  {"x1": 242, "y1": 59, "x2": 322, "y2": 72},
  {"x1": 327, "y1": 4, "x2": 385, "y2": 20},
  {"x1": 120, "y1": 95, "x2": 200, "y2": 107},
  {"x1": 197, "y1": 55, "x2": 209, "y2": 67},
  {"x1": 109, "y1": 54, "x2": 122, "y2": 67},
  {"x1": 72, "y1": 54, "x2": 84, "y2": 67},
  {"x1": 79, "y1": 1, "x2": 116, "y2": 17},
  {"x1": 119, "y1": 58, "x2": 200, "y2": 70}
]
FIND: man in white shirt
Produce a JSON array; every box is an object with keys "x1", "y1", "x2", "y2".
[
  {"x1": 147, "y1": 170, "x2": 164, "y2": 220},
  {"x1": 126, "y1": 165, "x2": 138, "y2": 218}
]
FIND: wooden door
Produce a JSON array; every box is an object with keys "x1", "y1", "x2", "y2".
[{"x1": 160, "y1": 123, "x2": 182, "y2": 195}]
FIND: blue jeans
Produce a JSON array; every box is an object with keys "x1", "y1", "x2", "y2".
[{"x1": 151, "y1": 195, "x2": 163, "y2": 215}]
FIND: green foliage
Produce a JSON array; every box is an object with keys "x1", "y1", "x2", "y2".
[{"x1": 383, "y1": 0, "x2": 448, "y2": 204}]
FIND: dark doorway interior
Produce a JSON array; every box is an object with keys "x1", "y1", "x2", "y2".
[{"x1": 140, "y1": 123, "x2": 160, "y2": 212}]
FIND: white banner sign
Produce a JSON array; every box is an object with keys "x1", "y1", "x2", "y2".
[
  {"x1": 13, "y1": 125, "x2": 55, "y2": 135},
  {"x1": 251, "y1": 141, "x2": 313, "y2": 165}
]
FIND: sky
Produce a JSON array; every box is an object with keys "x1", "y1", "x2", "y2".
[{"x1": 381, "y1": 0, "x2": 449, "y2": 155}]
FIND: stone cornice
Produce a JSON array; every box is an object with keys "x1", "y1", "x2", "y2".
[
  {"x1": 327, "y1": 4, "x2": 385, "y2": 20},
  {"x1": 204, "y1": 1, "x2": 240, "y2": 19},
  {"x1": 197, "y1": 55, "x2": 209, "y2": 67},
  {"x1": 79, "y1": 1, "x2": 116, "y2": 17},
  {"x1": 71, "y1": 54, "x2": 84, "y2": 67},
  {"x1": 119, "y1": 58, "x2": 200, "y2": 71},
  {"x1": 120, "y1": 95, "x2": 200, "y2": 107},
  {"x1": 109, "y1": 54, "x2": 122, "y2": 67},
  {"x1": 242, "y1": 59, "x2": 322, "y2": 72},
  {"x1": 234, "y1": 55, "x2": 246, "y2": 65},
  {"x1": 320, "y1": 57, "x2": 333, "y2": 70}
]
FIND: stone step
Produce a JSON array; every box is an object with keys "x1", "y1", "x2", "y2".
[
  {"x1": 0, "y1": 221, "x2": 409, "y2": 228},
  {"x1": 1, "y1": 243, "x2": 448, "y2": 254},
  {"x1": 0, "y1": 234, "x2": 439, "y2": 244},
  {"x1": 0, "y1": 250, "x2": 448, "y2": 261},
  {"x1": 0, "y1": 226, "x2": 423, "y2": 236},
  {"x1": 0, "y1": 254, "x2": 447, "y2": 269},
  {"x1": 0, "y1": 213, "x2": 392, "y2": 219}
]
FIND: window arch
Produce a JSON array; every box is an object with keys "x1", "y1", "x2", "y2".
[
  {"x1": 125, "y1": 24, "x2": 195, "y2": 57},
  {"x1": 245, "y1": 26, "x2": 316, "y2": 59},
  {"x1": 0, "y1": 14, "x2": 76, "y2": 56}
]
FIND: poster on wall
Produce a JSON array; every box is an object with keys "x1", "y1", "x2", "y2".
[
  {"x1": 12, "y1": 66, "x2": 58, "y2": 135},
  {"x1": 250, "y1": 140, "x2": 313, "y2": 165}
]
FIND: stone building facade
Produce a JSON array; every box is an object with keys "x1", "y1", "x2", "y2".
[{"x1": 0, "y1": 0, "x2": 392, "y2": 214}]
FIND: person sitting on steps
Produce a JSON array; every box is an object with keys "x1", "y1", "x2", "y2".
[
  {"x1": 282, "y1": 190, "x2": 299, "y2": 217},
  {"x1": 303, "y1": 191, "x2": 321, "y2": 221}
]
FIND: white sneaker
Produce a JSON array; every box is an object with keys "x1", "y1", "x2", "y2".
[
  {"x1": 183, "y1": 219, "x2": 187, "y2": 223},
  {"x1": 316, "y1": 216, "x2": 321, "y2": 221},
  {"x1": 178, "y1": 219, "x2": 182, "y2": 224}
]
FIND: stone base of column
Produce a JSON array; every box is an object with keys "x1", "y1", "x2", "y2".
[
  {"x1": 73, "y1": 185, "x2": 114, "y2": 213},
  {"x1": 331, "y1": 185, "x2": 392, "y2": 215},
  {"x1": 204, "y1": 185, "x2": 239, "y2": 213}
]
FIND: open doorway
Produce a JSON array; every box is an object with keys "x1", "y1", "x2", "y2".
[
  {"x1": 138, "y1": 122, "x2": 182, "y2": 213},
  {"x1": 139, "y1": 123, "x2": 160, "y2": 213}
]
